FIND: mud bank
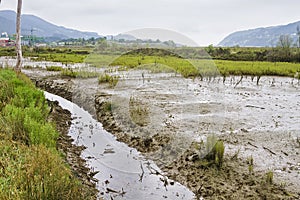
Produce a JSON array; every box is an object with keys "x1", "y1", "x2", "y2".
[
  {"x1": 28, "y1": 70, "x2": 299, "y2": 199},
  {"x1": 47, "y1": 100, "x2": 98, "y2": 199}
]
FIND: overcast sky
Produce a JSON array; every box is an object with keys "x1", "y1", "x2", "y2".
[{"x1": 1, "y1": 0, "x2": 300, "y2": 46}]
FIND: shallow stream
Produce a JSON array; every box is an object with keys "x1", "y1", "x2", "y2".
[{"x1": 44, "y1": 92, "x2": 194, "y2": 200}]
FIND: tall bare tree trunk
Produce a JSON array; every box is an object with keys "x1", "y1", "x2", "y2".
[{"x1": 15, "y1": 0, "x2": 23, "y2": 71}]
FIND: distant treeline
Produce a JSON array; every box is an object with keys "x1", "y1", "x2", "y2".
[
  {"x1": 94, "y1": 40, "x2": 300, "y2": 63},
  {"x1": 1, "y1": 43, "x2": 300, "y2": 63},
  {"x1": 204, "y1": 46, "x2": 300, "y2": 63}
]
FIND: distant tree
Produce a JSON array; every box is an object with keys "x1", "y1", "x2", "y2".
[
  {"x1": 278, "y1": 35, "x2": 293, "y2": 49},
  {"x1": 295, "y1": 26, "x2": 300, "y2": 48},
  {"x1": 206, "y1": 44, "x2": 214, "y2": 55},
  {"x1": 297, "y1": 26, "x2": 300, "y2": 62},
  {"x1": 96, "y1": 38, "x2": 109, "y2": 51},
  {"x1": 277, "y1": 35, "x2": 293, "y2": 60}
]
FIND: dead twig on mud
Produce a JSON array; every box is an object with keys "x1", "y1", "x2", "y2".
[
  {"x1": 248, "y1": 142, "x2": 258, "y2": 148},
  {"x1": 106, "y1": 187, "x2": 126, "y2": 196},
  {"x1": 139, "y1": 162, "x2": 145, "y2": 182},
  {"x1": 263, "y1": 146, "x2": 276, "y2": 155},
  {"x1": 146, "y1": 163, "x2": 169, "y2": 191},
  {"x1": 231, "y1": 148, "x2": 241, "y2": 160},
  {"x1": 196, "y1": 182, "x2": 204, "y2": 199},
  {"x1": 246, "y1": 105, "x2": 265, "y2": 110},
  {"x1": 234, "y1": 75, "x2": 243, "y2": 88},
  {"x1": 256, "y1": 75, "x2": 261, "y2": 85},
  {"x1": 281, "y1": 150, "x2": 288, "y2": 156}
]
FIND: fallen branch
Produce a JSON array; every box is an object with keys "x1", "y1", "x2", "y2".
[
  {"x1": 139, "y1": 162, "x2": 144, "y2": 182},
  {"x1": 281, "y1": 150, "x2": 288, "y2": 156},
  {"x1": 246, "y1": 105, "x2": 265, "y2": 110},
  {"x1": 106, "y1": 187, "x2": 126, "y2": 196},
  {"x1": 248, "y1": 142, "x2": 258, "y2": 148},
  {"x1": 263, "y1": 146, "x2": 276, "y2": 155},
  {"x1": 234, "y1": 75, "x2": 243, "y2": 88}
]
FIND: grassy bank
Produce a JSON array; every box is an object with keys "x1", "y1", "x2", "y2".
[
  {"x1": 214, "y1": 60, "x2": 300, "y2": 77},
  {"x1": 104, "y1": 53, "x2": 300, "y2": 78},
  {"x1": 0, "y1": 69, "x2": 95, "y2": 199}
]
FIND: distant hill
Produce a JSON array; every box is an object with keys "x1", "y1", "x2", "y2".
[
  {"x1": 218, "y1": 21, "x2": 300, "y2": 47},
  {"x1": 0, "y1": 10, "x2": 100, "y2": 42}
]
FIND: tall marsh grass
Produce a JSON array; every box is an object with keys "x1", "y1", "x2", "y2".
[{"x1": 0, "y1": 69, "x2": 95, "y2": 199}]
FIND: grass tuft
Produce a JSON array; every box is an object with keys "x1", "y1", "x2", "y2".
[
  {"x1": 46, "y1": 66, "x2": 63, "y2": 71},
  {"x1": 61, "y1": 69, "x2": 99, "y2": 78},
  {"x1": 98, "y1": 73, "x2": 119, "y2": 87}
]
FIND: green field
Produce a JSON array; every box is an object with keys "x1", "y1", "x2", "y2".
[
  {"x1": 86, "y1": 53, "x2": 300, "y2": 78},
  {"x1": 1, "y1": 46, "x2": 300, "y2": 78},
  {"x1": 214, "y1": 60, "x2": 300, "y2": 77}
]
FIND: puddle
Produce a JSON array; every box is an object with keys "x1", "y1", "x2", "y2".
[
  {"x1": 44, "y1": 91, "x2": 195, "y2": 200},
  {"x1": 0, "y1": 57, "x2": 87, "y2": 69}
]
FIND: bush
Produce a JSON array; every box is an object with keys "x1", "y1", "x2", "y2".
[
  {"x1": 98, "y1": 73, "x2": 119, "y2": 87},
  {"x1": 61, "y1": 69, "x2": 99, "y2": 78}
]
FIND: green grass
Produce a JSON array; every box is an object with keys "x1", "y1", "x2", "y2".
[
  {"x1": 85, "y1": 54, "x2": 117, "y2": 68},
  {"x1": 30, "y1": 53, "x2": 86, "y2": 64},
  {"x1": 192, "y1": 134, "x2": 225, "y2": 169},
  {"x1": 46, "y1": 66, "x2": 63, "y2": 71},
  {"x1": 2, "y1": 45, "x2": 299, "y2": 78},
  {"x1": 0, "y1": 69, "x2": 95, "y2": 199},
  {"x1": 110, "y1": 55, "x2": 300, "y2": 78},
  {"x1": 61, "y1": 69, "x2": 100, "y2": 78},
  {"x1": 204, "y1": 134, "x2": 225, "y2": 168},
  {"x1": 213, "y1": 60, "x2": 300, "y2": 77},
  {"x1": 266, "y1": 170, "x2": 274, "y2": 185},
  {"x1": 98, "y1": 73, "x2": 119, "y2": 87},
  {"x1": 110, "y1": 55, "x2": 200, "y2": 78}
]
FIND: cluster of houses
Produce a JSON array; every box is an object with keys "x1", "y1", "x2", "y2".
[{"x1": 0, "y1": 32, "x2": 15, "y2": 47}]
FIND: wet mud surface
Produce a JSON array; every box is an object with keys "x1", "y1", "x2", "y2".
[{"x1": 26, "y1": 68, "x2": 300, "y2": 199}]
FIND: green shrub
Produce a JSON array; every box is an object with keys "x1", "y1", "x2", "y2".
[
  {"x1": 98, "y1": 73, "x2": 119, "y2": 87},
  {"x1": 61, "y1": 69, "x2": 99, "y2": 78}
]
